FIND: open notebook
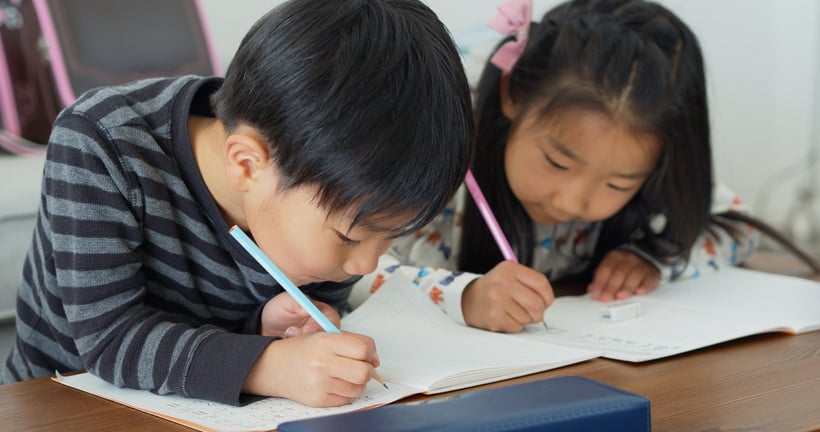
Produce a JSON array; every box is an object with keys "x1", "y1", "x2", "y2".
[
  {"x1": 54, "y1": 267, "x2": 820, "y2": 431},
  {"x1": 516, "y1": 266, "x2": 820, "y2": 361},
  {"x1": 54, "y1": 274, "x2": 599, "y2": 431}
]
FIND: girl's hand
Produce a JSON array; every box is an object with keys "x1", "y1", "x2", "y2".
[
  {"x1": 461, "y1": 260, "x2": 554, "y2": 333},
  {"x1": 588, "y1": 249, "x2": 661, "y2": 302},
  {"x1": 243, "y1": 331, "x2": 380, "y2": 407},
  {"x1": 260, "y1": 292, "x2": 341, "y2": 338}
]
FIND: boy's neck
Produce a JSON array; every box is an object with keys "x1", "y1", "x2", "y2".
[{"x1": 189, "y1": 115, "x2": 244, "y2": 229}]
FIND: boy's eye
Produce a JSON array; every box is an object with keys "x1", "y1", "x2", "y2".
[
  {"x1": 339, "y1": 235, "x2": 361, "y2": 246},
  {"x1": 544, "y1": 153, "x2": 568, "y2": 170},
  {"x1": 333, "y1": 228, "x2": 363, "y2": 246}
]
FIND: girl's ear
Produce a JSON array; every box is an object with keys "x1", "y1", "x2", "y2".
[
  {"x1": 224, "y1": 129, "x2": 273, "y2": 192},
  {"x1": 499, "y1": 71, "x2": 520, "y2": 121}
]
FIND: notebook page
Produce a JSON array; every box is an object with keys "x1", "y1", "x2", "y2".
[
  {"x1": 54, "y1": 372, "x2": 420, "y2": 432},
  {"x1": 341, "y1": 275, "x2": 600, "y2": 393},
  {"x1": 516, "y1": 267, "x2": 820, "y2": 362},
  {"x1": 518, "y1": 295, "x2": 773, "y2": 362},
  {"x1": 638, "y1": 267, "x2": 820, "y2": 332}
]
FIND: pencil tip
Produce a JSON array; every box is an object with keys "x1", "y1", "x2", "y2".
[{"x1": 382, "y1": 383, "x2": 389, "y2": 389}]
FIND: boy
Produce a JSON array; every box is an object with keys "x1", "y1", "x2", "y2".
[{"x1": 2, "y1": 0, "x2": 473, "y2": 408}]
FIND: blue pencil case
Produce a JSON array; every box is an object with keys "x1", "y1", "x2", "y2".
[{"x1": 277, "y1": 376, "x2": 651, "y2": 432}]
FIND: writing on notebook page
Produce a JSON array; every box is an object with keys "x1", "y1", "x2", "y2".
[
  {"x1": 55, "y1": 373, "x2": 416, "y2": 431},
  {"x1": 523, "y1": 325, "x2": 683, "y2": 357},
  {"x1": 517, "y1": 267, "x2": 820, "y2": 362}
]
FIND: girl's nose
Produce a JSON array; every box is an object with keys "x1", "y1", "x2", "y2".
[{"x1": 552, "y1": 181, "x2": 591, "y2": 218}]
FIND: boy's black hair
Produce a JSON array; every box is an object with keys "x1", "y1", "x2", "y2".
[
  {"x1": 463, "y1": 0, "x2": 711, "y2": 274},
  {"x1": 213, "y1": 0, "x2": 474, "y2": 235}
]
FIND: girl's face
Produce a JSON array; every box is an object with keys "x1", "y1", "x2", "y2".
[
  {"x1": 242, "y1": 164, "x2": 398, "y2": 287},
  {"x1": 503, "y1": 106, "x2": 661, "y2": 226}
]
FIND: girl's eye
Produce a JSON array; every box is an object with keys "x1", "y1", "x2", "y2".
[
  {"x1": 544, "y1": 154, "x2": 568, "y2": 170},
  {"x1": 607, "y1": 183, "x2": 632, "y2": 192}
]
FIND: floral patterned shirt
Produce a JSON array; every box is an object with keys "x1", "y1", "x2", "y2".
[{"x1": 350, "y1": 181, "x2": 759, "y2": 325}]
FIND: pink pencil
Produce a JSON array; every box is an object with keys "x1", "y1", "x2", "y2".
[{"x1": 464, "y1": 170, "x2": 518, "y2": 263}]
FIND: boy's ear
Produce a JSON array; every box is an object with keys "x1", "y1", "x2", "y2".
[
  {"x1": 223, "y1": 130, "x2": 273, "y2": 192},
  {"x1": 499, "y1": 72, "x2": 519, "y2": 121}
]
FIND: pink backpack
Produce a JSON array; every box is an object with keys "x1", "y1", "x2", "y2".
[{"x1": 0, "y1": 0, "x2": 220, "y2": 154}]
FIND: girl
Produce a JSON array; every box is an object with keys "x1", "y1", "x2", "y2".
[{"x1": 361, "y1": 0, "x2": 762, "y2": 333}]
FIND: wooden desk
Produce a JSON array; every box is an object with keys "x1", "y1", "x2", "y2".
[
  {"x1": 2, "y1": 252, "x2": 819, "y2": 431},
  {"x1": 2, "y1": 328, "x2": 818, "y2": 431}
]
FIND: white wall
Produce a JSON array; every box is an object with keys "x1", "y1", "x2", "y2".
[{"x1": 199, "y1": 0, "x2": 820, "y2": 239}]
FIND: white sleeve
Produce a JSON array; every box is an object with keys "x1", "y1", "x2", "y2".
[
  {"x1": 350, "y1": 255, "x2": 478, "y2": 325},
  {"x1": 648, "y1": 180, "x2": 760, "y2": 281},
  {"x1": 350, "y1": 188, "x2": 477, "y2": 324}
]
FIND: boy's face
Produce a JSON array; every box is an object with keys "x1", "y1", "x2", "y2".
[
  {"x1": 502, "y1": 105, "x2": 661, "y2": 226},
  {"x1": 243, "y1": 166, "x2": 397, "y2": 286}
]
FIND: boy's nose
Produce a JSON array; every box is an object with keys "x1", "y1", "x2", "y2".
[
  {"x1": 343, "y1": 239, "x2": 390, "y2": 276},
  {"x1": 343, "y1": 253, "x2": 379, "y2": 276}
]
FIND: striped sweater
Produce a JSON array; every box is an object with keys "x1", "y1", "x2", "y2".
[{"x1": 1, "y1": 76, "x2": 354, "y2": 405}]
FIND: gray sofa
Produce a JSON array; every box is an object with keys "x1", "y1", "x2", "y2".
[{"x1": 0, "y1": 154, "x2": 45, "y2": 320}]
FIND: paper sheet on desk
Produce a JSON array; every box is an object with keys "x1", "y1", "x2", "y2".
[
  {"x1": 516, "y1": 267, "x2": 820, "y2": 362},
  {"x1": 54, "y1": 372, "x2": 419, "y2": 432}
]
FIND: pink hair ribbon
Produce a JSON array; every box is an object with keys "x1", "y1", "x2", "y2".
[{"x1": 488, "y1": 0, "x2": 533, "y2": 72}]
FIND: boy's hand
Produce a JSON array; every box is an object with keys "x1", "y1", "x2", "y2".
[
  {"x1": 244, "y1": 331, "x2": 380, "y2": 407},
  {"x1": 461, "y1": 260, "x2": 554, "y2": 333},
  {"x1": 260, "y1": 292, "x2": 341, "y2": 338},
  {"x1": 587, "y1": 249, "x2": 661, "y2": 302}
]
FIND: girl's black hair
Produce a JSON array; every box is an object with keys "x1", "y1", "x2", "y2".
[
  {"x1": 212, "y1": 0, "x2": 474, "y2": 235},
  {"x1": 462, "y1": 0, "x2": 712, "y2": 274}
]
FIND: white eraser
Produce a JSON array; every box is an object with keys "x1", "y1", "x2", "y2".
[{"x1": 601, "y1": 301, "x2": 642, "y2": 321}]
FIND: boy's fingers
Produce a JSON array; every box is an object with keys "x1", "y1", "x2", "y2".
[
  {"x1": 283, "y1": 326, "x2": 301, "y2": 338},
  {"x1": 333, "y1": 333, "x2": 378, "y2": 363}
]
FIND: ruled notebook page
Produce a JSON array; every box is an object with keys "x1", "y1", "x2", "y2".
[{"x1": 342, "y1": 274, "x2": 600, "y2": 393}]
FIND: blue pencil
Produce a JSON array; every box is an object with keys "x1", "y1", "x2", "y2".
[
  {"x1": 230, "y1": 226, "x2": 339, "y2": 333},
  {"x1": 228, "y1": 225, "x2": 387, "y2": 388}
]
